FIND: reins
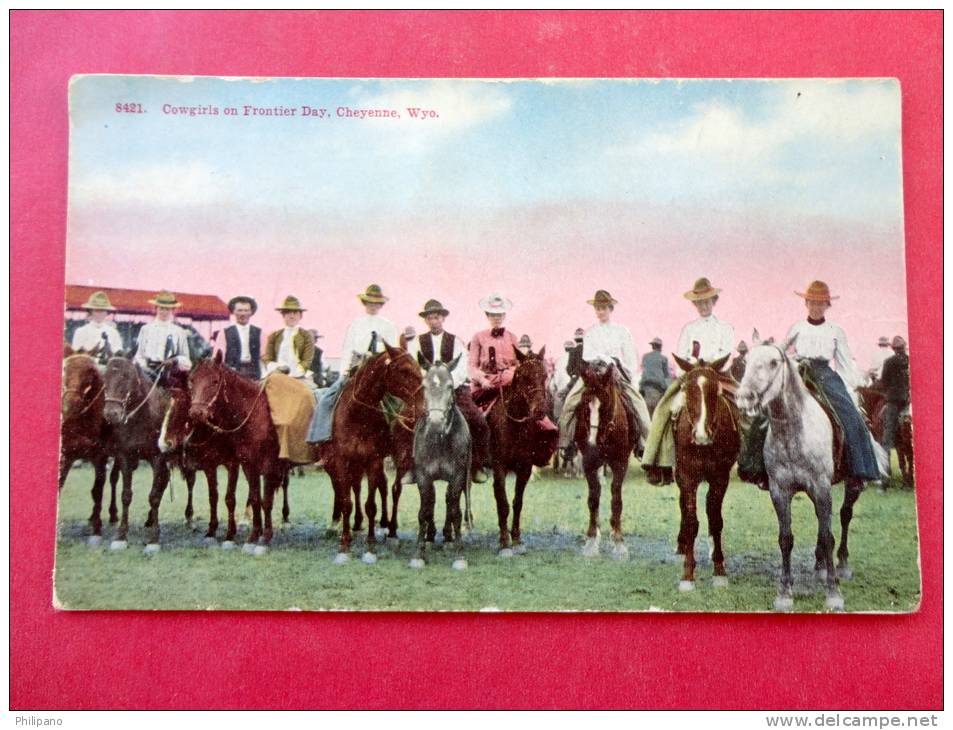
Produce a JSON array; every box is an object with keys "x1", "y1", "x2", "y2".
[
  {"x1": 62, "y1": 383, "x2": 105, "y2": 417},
  {"x1": 194, "y1": 370, "x2": 269, "y2": 435},
  {"x1": 105, "y1": 362, "x2": 166, "y2": 424}
]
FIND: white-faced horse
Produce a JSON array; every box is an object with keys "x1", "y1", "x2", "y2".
[{"x1": 736, "y1": 332, "x2": 870, "y2": 611}]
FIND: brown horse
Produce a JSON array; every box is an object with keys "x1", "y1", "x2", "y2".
[
  {"x1": 320, "y1": 344, "x2": 422, "y2": 564},
  {"x1": 61, "y1": 348, "x2": 120, "y2": 543},
  {"x1": 671, "y1": 355, "x2": 741, "y2": 591},
  {"x1": 486, "y1": 347, "x2": 556, "y2": 556},
  {"x1": 857, "y1": 386, "x2": 914, "y2": 488},
  {"x1": 188, "y1": 352, "x2": 283, "y2": 554},
  {"x1": 574, "y1": 360, "x2": 639, "y2": 560},
  {"x1": 101, "y1": 355, "x2": 170, "y2": 552}
]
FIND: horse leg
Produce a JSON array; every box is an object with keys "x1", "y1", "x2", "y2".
[
  {"x1": 259, "y1": 466, "x2": 280, "y2": 551},
  {"x1": 203, "y1": 466, "x2": 219, "y2": 542},
  {"x1": 333, "y1": 462, "x2": 358, "y2": 562},
  {"x1": 582, "y1": 453, "x2": 601, "y2": 557},
  {"x1": 144, "y1": 457, "x2": 171, "y2": 551},
  {"x1": 112, "y1": 456, "x2": 134, "y2": 548},
  {"x1": 677, "y1": 479, "x2": 699, "y2": 590},
  {"x1": 223, "y1": 464, "x2": 239, "y2": 545},
  {"x1": 609, "y1": 458, "x2": 627, "y2": 561},
  {"x1": 351, "y1": 480, "x2": 364, "y2": 533},
  {"x1": 769, "y1": 486, "x2": 795, "y2": 611},
  {"x1": 812, "y1": 486, "x2": 842, "y2": 610},
  {"x1": 388, "y1": 472, "x2": 403, "y2": 540},
  {"x1": 377, "y1": 468, "x2": 390, "y2": 533},
  {"x1": 243, "y1": 465, "x2": 263, "y2": 549},
  {"x1": 362, "y1": 460, "x2": 386, "y2": 562},
  {"x1": 706, "y1": 474, "x2": 730, "y2": 586},
  {"x1": 448, "y1": 474, "x2": 468, "y2": 570},
  {"x1": 492, "y1": 465, "x2": 512, "y2": 554},
  {"x1": 183, "y1": 467, "x2": 196, "y2": 527},
  {"x1": 108, "y1": 461, "x2": 120, "y2": 524},
  {"x1": 836, "y1": 478, "x2": 865, "y2": 580},
  {"x1": 58, "y1": 453, "x2": 71, "y2": 492},
  {"x1": 411, "y1": 477, "x2": 435, "y2": 568},
  {"x1": 442, "y1": 485, "x2": 454, "y2": 544},
  {"x1": 86, "y1": 457, "x2": 107, "y2": 543},
  {"x1": 281, "y1": 466, "x2": 291, "y2": 524},
  {"x1": 510, "y1": 464, "x2": 532, "y2": 554}
]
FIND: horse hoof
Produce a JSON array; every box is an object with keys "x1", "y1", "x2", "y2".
[
  {"x1": 242, "y1": 543, "x2": 257, "y2": 555},
  {"x1": 611, "y1": 543, "x2": 629, "y2": 561},
  {"x1": 581, "y1": 539, "x2": 600, "y2": 558},
  {"x1": 838, "y1": 566, "x2": 854, "y2": 581},
  {"x1": 451, "y1": 559, "x2": 468, "y2": 571},
  {"x1": 408, "y1": 558, "x2": 425, "y2": 569},
  {"x1": 498, "y1": 548, "x2": 514, "y2": 559},
  {"x1": 143, "y1": 543, "x2": 161, "y2": 555},
  {"x1": 712, "y1": 575, "x2": 729, "y2": 588},
  {"x1": 202, "y1": 537, "x2": 218, "y2": 548},
  {"x1": 512, "y1": 544, "x2": 527, "y2": 556},
  {"x1": 815, "y1": 568, "x2": 828, "y2": 582},
  {"x1": 361, "y1": 552, "x2": 377, "y2": 565},
  {"x1": 773, "y1": 595, "x2": 794, "y2": 612},
  {"x1": 220, "y1": 540, "x2": 236, "y2": 551},
  {"x1": 253, "y1": 545, "x2": 268, "y2": 557},
  {"x1": 109, "y1": 540, "x2": 128, "y2": 551},
  {"x1": 825, "y1": 594, "x2": 845, "y2": 612},
  {"x1": 678, "y1": 580, "x2": 695, "y2": 593},
  {"x1": 86, "y1": 535, "x2": 102, "y2": 547},
  {"x1": 332, "y1": 552, "x2": 349, "y2": 565}
]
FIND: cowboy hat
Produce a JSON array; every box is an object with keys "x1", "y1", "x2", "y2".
[
  {"x1": 795, "y1": 280, "x2": 839, "y2": 302},
  {"x1": 518, "y1": 334, "x2": 532, "y2": 348},
  {"x1": 479, "y1": 293, "x2": 512, "y2": 314},
  {"x1": 878, "y1": 336, "x2": 890, "y2": 346},
  {"x1": 587, "y1": 290, "x2": 618, "y2": 306},
  {"x1": 418, "y1": 299, "x2": 449, "y2": 318},
  {"x1": 683, "y1": 277, "x2": 722, "y2": 301},
  {"x1": 649, "y1": 336, "x2": 663, "y2": 347},
  {"x1": 737, "y1": 340, "x2": 749, "y2": 353},
  {"x1": 228, "y1": 295, "x2": 258, "y2": 314},
  {"x1": 358, "y1": 284, "x2": 388, "y2": 304},
  {"x1": 81, "y1": 290, "x2": 116, "y2": 311},
  {"x1": 276, "y1": 295, "x2": 306, "y2": 312},
  {"x1": 573, "y1": 327, "x2": 585, "y2": 340},
  {"x1": 148, "y1": 290, "x2": 183, "y2": 308},
  {"x1": 563, "y1": 339, "x2": 576, "y2": 350},
  {"x1": 402, "y1": 326, "x2": 417, "y2": 340}
]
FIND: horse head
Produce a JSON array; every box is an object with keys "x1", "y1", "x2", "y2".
[
  {"x1": 62, "y1": 352, "x2": 102, "y2": 420},
  {"x1": 158, "y1": 387, "x2": 191, "y2": 454},
  {"x1": 188, "y1": 350, "x2": 228, "y2": 426},
  {"x1": 421, "y1": 357, "x2": 459, "y2": 428},
  {"x1": 380, "y1": 342, "x2": 423, "y2": 404},
  {"x1": 580, "y1": 358, "x2": 615, "y2": 397},
  {"x1": 510, "y1": 346, "x2": 550, "y2": 421},
  {"x1": 673, "y1": 356, "x2": 728, "y2": 446},
  {"x1": 736, "y1": 338, "x2": 792, "y2": 418},
  {"x1": 102, "y1": 355, "x2": 142, "y2": 425}
]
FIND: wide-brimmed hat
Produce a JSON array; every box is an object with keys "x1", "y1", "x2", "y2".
[
  {"x1": 795, "y1": 280, "x2": 839, "y2": 302},
  {"x1": 228, "y1": 295, "x2": 258, "y2": 314},
  {"x1": 479, "y1": 293, "x2": 512, "y2": 314},
  {"x1": 276, "y1": 295, "x2": 306, "y2": 312},
  {"x1": 649, "y1": 336, "x2": 663, "y2": 347},
  {"x1": 563, "y1": 339, "x2": 575, "y2": 350},
  {"x1": 403, "y1": 326, "x2": 417, "y2": 340},
  {"x1": 737, "y1": 340, "x2": 749, "y2": 353},
  {"x1": 891, "y1": 336, "x2": 907, "y2": 350},
  {"x1": 518, "y1": 334, "x2": 532, "y2": 348},
  {"x1": 81, "y1": 290, "x2": 115, "y2": 311},
  {"x1": 684, "y1": 277, "x2": 722, "y2": 301},
  {"x1": 148, "y1": 290, "x2": 183, "y2": 308},
  {"x1": 358, "y1": 284, "x2": 389, "y2": 304},
  {"x1": 419, "y1": 299, "x2": 449, "y2": 318},
  {"x1": 878, "y1": 336, "x2": 890, "y2": 346},
  {"x1": 587, "y1": 290, "x2": 618, "y2": 306}
]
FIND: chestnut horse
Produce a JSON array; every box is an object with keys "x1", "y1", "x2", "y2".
[
  {"x1": 188, "y1": 352, "x2": 283, "y2": 554},
  {"x1": 671, "y1": 355, "x2": 740, "y2": 591},
  {"x1": 61, "y1": 348, "x2": 119, "y2": 543},
  {"x1": 486, "y1": 347, "x2": 556, "y2": 556},
  {"x1": 102, "y1": 355, "x2": 170, "y2": 552},
  {"x1": 574, "y1": 360, "x2": 638, "y2": 560},
  {"x1": 320, "y1": 344, "x2": 422, "y2": 564}
]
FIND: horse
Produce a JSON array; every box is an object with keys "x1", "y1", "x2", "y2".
[
  {"x1": 101, "y1": 354, "x2": 171, "y2": 553},
  {"x1": 319, "y1": 344, "x2": 422, "y2": 564},
  {"x1": 188, "y1": 352, "x2": 283, "y2": 554},
  {"x1": 574, "y1": 360, "x2": 638, "y2": 560},
  {"x1": 409, "y1": 356, "x2": 473, "y2": 570},
  {"x1": 61, "y1": 347, "x2": 120, "y2": 543},
  {"x1": 670, "y1": 354, "x2": 740, "y2": 590},
  {"x1": 857, "y1": 386, "x2": 914, "y2": 489},
  {"x1": 736, "y1": 332, "x2": 886, "y2": 611},
  {"x1": 641, "y1": 383, "x2": 665, "y2": 417},
  {"x1": 486, "y1": 347, "x2": 556, "y2": 556}
]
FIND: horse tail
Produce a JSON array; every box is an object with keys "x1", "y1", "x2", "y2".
[{"x1": 464, "y1": 451, "x2": 474, "y2": 530}]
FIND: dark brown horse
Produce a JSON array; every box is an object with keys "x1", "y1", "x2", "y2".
[
  {"x1": 320, "y1": 344, "x2": 422, "y2": 564},
  {"x1": 857, "y1": 386, "x2": 914, "y2": 488},
  {"x1": 101, "y1": 355, "x2": 170, "y2": 553},
  {"x1": 672, "y1": 355, "x2": 741, "y2": 591},
  {"x1": 574, "y1": 360, "x2": 639, "y2": 559},
  {"x1": 61, "y1": 348, "x2": 119, "y2": 543},
  {"x1": 188, "y1": 352, "x2": 283, "y2": 554},
  {"x1": 486, "y1": 347, "x2": 556, "y2": 556}
]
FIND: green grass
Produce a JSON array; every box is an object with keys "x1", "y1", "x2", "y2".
[{"x1": 54, "y1": 461, "x2": 921, "y2": 613}]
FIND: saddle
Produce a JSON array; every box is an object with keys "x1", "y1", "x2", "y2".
[{"x1": 798, "y1": 365, "x2": 847, "y2": 485}]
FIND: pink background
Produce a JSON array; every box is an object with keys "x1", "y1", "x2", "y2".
[{"x1": 12, "y1": 11, "x2": 941, "y2": 709}]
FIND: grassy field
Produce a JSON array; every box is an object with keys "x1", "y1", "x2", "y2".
[{"x1": 54, "y1": 461, "x2": 921, "y2": 613}]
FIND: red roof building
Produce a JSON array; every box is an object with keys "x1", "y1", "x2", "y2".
[{"x1": 65, "y1": 284, "x2": 230, "y2": 322}]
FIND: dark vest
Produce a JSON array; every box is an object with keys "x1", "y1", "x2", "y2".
[
  {"x1": 418, "y1": 331, "x2": 456, "y2": 365},
  {"x1": 223, "y1": 324, "x2": 262, "y2": 378}
]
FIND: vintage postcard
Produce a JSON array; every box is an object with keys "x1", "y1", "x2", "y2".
[{"x1": 56, "y1": 75, "x2": 918, "y2": 612}]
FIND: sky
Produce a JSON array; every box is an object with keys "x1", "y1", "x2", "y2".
[{"x1": 66, "y1": 76, "x2": 908, "y2": 369}]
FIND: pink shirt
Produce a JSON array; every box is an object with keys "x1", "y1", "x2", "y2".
[{"x1": 468, "y1": 328, "x2": 519, "y2": 388}]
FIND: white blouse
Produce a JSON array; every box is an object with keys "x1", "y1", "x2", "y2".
[
  {"x1": 72, "y1": 321, "x2": 123, "y2": 354},
  {"x1": 784, "y1": 318, "x2": 865, "y2": 389},
  {"x1": 582, "y1": 322, "x2": 638, "y2": 379},
  {"x1": 676, "y1": 315, "x2": 734, "y2": 367},
  {"x1": 340, "y1": 314, "x2": 399, "y2": 369},
  {"x1": 134, "y1": 320, "x2": 192, "y2": 371}
]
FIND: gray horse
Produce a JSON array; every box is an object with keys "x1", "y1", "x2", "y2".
[{"x1": 410, "y1": 355, "x2": 473, "y2": 570}]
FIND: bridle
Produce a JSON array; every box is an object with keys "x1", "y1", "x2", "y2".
[
  {"x1": 190, "y1": 365, "x2": 268, "y2": 434},
  {"x1": 745, "y1": 345, "x2": 788, "y2": 414},
  {"x1": 501, "y1": 372, "x2": 547, "y2": 424},
  {"x1": 62, "y1": 382, "x2": 105, "y2": 417},
  {"x1": 104, "y1": 362, "x2": 164, "y2": 424},
  {"x1": 347, "y1": 350, "x2": 423, "y2": 432}
]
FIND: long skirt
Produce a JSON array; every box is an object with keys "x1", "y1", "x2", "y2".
[{"x1": 639, "y1": 379, "x2": 682, "y2": 469}]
